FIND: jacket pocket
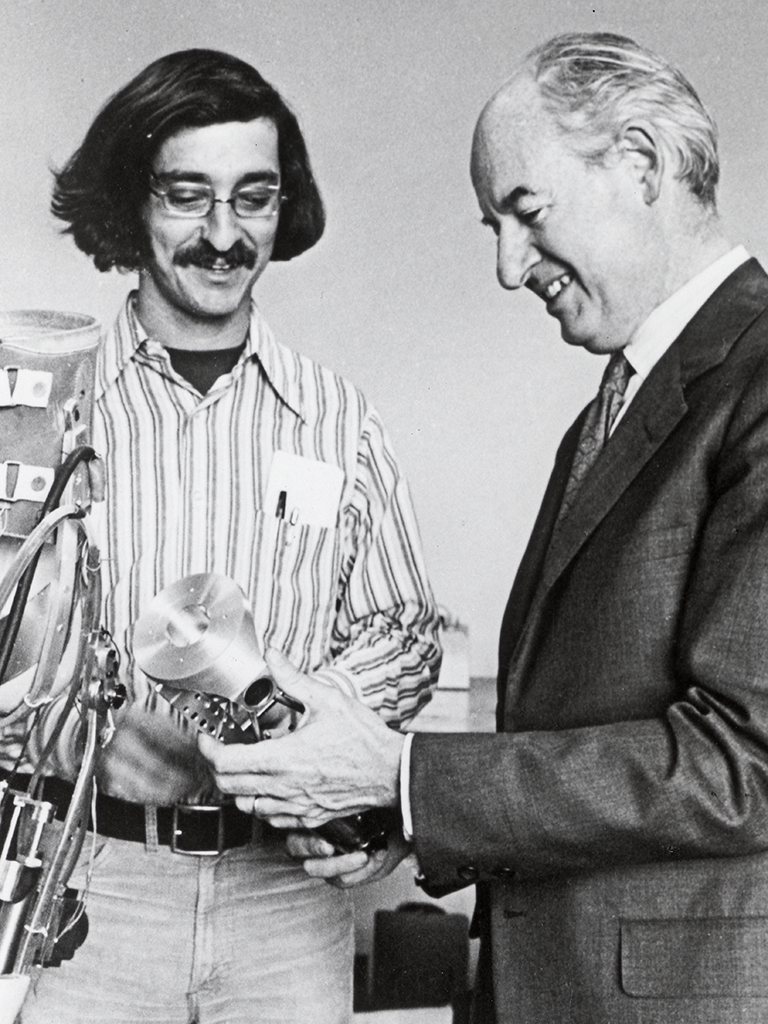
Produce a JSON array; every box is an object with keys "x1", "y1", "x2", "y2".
[{"x1": 621, "y1": 917, "x2": 768, "y2": 997}]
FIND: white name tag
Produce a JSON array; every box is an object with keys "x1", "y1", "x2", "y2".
[{"x1": 264, "y1": 451, "x2": 345, "y2": 529}]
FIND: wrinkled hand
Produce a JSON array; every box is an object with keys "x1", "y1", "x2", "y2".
[
  {"x1": 198, "y1": 650, "x2": 405, "y2": 829},
  {"x1": 285, "y1": 829, "x2": 412, "y2": 889}
]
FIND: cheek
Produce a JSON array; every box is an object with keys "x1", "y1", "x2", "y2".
[
  {"x1": 251, "y1": 229, "x2": 277, "y2": 264},
  {"x1": 143, "y1": 213, "x2": 195, "y2": 264},
  {"x1": 584, "y1": 231, "x2": 643, "y2": 302},
  {"x1": 144, "y1": 226, "x2": 172, "y2": 263}
]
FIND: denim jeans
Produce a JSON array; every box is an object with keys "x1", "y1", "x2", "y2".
[{"x1": 20, "y1": 829, "x2": 353, "y2": 1024}]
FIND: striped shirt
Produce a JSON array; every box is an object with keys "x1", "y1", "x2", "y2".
[{"x1": 17, "y1": 294, "x2": 440, "y2": 801}]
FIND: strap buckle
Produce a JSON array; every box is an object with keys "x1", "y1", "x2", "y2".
[{"x1": 170, "y1": 804, "x2": 225, "y2": 857}]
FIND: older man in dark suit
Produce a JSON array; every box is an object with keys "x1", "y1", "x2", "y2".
[{"x1": 202, "y1": 32, "x2": 768, "y2": 1023}]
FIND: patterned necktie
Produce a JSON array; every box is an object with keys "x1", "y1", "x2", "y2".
[{"x1": 557, "y1": 351, "x2": 634, "y2": 524}]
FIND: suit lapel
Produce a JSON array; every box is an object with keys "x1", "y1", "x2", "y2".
[
  {"x1": 495, "y1": 422, "x2": 580, "y2": 723},
  {"x1": 499, "y1": 258, "x2": 768, "y2": 703},
  {"x1": 541, "y1": 258, "x2": 768, "y2": 594},
  {"x1": 497, "y1": 416, "x2": 580, "y2": 661}
]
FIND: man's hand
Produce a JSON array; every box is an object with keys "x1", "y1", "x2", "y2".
[
  {"x1": 198, "y1": 649, "x2": 405, "y2": 829},
  {"x1": 286, "y1": 829, "x2": 412, "y2": 889}
]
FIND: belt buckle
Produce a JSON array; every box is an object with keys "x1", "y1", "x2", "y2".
[{"x1": 171, "y1": 803, "x2": 225, "y2": 857}]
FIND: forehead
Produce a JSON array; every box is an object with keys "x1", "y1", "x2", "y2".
[
  {"x1": 471, "y1": 78, "x2": 568, "y2": 204},
  {"x1": 153, "y1": 118, "x2": 280, "y2": 180}
]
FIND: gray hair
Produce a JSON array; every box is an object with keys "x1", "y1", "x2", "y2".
[{"x1": 524, "y1": 32, "x2": 719, "y2": 207}]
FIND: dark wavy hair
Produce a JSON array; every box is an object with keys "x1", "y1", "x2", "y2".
[{"x1": 51, "y1": 49, "x2": 325, "y2": 271}]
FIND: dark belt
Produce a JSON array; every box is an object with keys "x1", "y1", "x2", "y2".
[{"x1": 3, "y1": 772, "x2": 255, "y2": 856}]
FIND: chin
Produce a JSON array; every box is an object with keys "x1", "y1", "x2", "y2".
[
  {"x1": 559, "y1": 325, "x2": 593, "y2": 350},
  {"x1": 581, "y1": 339, "x2": 620, "y2": 355},
  {"x1": 560, "y1": 323, "x2": 622, "y2": 355},
  {"x1": 186, "y1": 291, "x2": 250, "y2": 320}
]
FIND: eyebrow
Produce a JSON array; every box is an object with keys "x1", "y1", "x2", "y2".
[
  {"x1": 480, "y1": 185, "x2": 537, "y2": 227},
  {"x1": 153, "y1": 170, "x2": 281, "y2": 187}
]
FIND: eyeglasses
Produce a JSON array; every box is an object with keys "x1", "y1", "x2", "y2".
[{"x1": 149, "y1": 177, "x2": 285, "y2": 219}]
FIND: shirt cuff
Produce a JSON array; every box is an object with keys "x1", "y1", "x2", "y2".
[{"x1": 400, "y1": 732, "x2": 415, "y2": 841}]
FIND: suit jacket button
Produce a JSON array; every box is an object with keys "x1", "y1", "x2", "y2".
[{"x1": 457, "y1": 864, "x2": 479, "y2": 882}]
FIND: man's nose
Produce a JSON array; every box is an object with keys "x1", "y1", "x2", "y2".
[
  {"x1": 202, "y1": 200, "x2": 243, "y2": 251},
  {"x1": 496, "y1": 221, "x2": 539, "y2": 290}
]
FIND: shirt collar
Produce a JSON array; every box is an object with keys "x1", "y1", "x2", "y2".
[
  {"x1": 244, "y1": 301, "x2": 306, "y2": 421},
  {"x1": 95, "y1": 292, "x2": 145, "y2": 399},
  {"x1": 97, "y1": 292, "x2": 306, "y2": 421},
  {"x1": 624, "y1": 245, "x2": 750, "y2": 381}
]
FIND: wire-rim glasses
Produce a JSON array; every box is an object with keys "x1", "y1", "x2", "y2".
[{"x1": 149, "y1": 175, "x2": 286, "y2": 219}]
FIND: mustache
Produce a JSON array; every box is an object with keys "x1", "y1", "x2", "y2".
[{"x1": 173, "y1": 239, "x2": 258, "y2": 271}]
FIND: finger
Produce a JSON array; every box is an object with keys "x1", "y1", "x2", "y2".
[
  {"x1": 265, "y1": 649, "x2": 326, "y2": 711},
  {"x1": 302, "y1": 850, "x2": 369, "y2": 879},
  {"x1": 257, "y1": 796, "x2": 317, "y2": 818},
  {"x1": 328, "y1": 870, "x2": 377, "y2": 889},
  {"x1": 200, "y1": 733, "x2": 312, "y2": 780},
  {"x1": 286, "y1": 832, "x2": 336, "y2": 859},
  {"x1": 235, "y1": 795, "x2": 257, "y2": 815},
  {"x1": 264, "y1": 813, "x2": 310, "y2": 830},
  {"x1": 197, "y1": 731, "x2": 224, "y2": 765},
  {"x1": 233, "y1": 793, "x2": 310, "y2": 818},
  {"x1": 327, "y1": 855, "x2": 389, "y2": 888},
  {"x1": 214, "y1": 772, "x2": 273, "y2": 795},
  {"x1": 198, "y1": 733, "x2": 282, "y2": 777}
]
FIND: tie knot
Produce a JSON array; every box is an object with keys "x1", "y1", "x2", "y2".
[{"x1": 600, "y1": 351, "x2": 633, "y2": 399}]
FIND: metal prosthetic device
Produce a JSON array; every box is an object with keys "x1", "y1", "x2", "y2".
[
  {"x1": 133, "y1": 573, "x2": 395, "y2": 856},
  {"x1": 0, "y1": 312, "x2": 122, "y2": 1023}
]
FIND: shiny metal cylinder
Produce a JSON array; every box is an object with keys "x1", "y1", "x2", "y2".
[
  {"x1": 133, "y1": 573, "x2": 270, "y2": 702},
  {"x1": 0, "y1": 870, "x2": 39, "y2": 973}
]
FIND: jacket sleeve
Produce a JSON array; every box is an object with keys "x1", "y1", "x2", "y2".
[{"x1": 410, "y1": 332, "x2": 768, "y2": 887}]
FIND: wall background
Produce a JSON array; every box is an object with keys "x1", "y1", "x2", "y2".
[{"x1": 2, "y1": 0, "x2": 766, "y2": 675}]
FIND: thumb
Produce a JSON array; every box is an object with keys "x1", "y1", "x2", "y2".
[{"x1": 265, "y1": 648, "x2": 324, "y2": 712}]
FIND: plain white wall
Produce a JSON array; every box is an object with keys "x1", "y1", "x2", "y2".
[{"x1": 2, "y1": 0, "x2": 766, "y2": 675}]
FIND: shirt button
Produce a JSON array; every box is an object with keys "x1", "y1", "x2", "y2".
[
  {"x1": 492, "y1": 866, "x2": 514, "y2": 881},
  {"x1": 457, "y1": 864, "x2": 479, "y2": 882}
]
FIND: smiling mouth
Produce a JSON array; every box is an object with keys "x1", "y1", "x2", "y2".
[
  {"x1": 198, "y1": 259, "x2": 240, "y2": 273},
  {"x1": 543, "y1": 272, "x2": 573, "y2": 301}
]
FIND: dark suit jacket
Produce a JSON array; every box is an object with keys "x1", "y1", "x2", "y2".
[{"x1": 411, "y1": 259, "x2": 768, "y2": 1023}]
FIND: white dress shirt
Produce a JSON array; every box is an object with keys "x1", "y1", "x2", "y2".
[{"x1": 614, "y1": 245, "x2": 750, "y2": 432}]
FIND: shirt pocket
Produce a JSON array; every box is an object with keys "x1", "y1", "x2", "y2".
[{"x1": 249, "y1": 509, "x2": 342, "y2": 670}]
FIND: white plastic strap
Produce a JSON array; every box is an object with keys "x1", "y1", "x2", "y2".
[
  {"x1": 0, "y1": 367, "x2": 53, "y2": 408},
  {"x1": 0, "y1": 461, "x2": 54, "y2": 502}
]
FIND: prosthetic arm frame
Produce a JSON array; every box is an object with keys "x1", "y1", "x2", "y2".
[{"x1": 0, "y1": 312, "x2": 122, "y2": 1022}]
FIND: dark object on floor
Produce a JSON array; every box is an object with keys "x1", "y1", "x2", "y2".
[{"x1": 370, "y1": 902, "x2": 469, "y2": 1010}]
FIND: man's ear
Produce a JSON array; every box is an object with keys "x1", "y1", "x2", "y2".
[{"x1": 618, "y1": 123, "x2": 663, "y2": 204}]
